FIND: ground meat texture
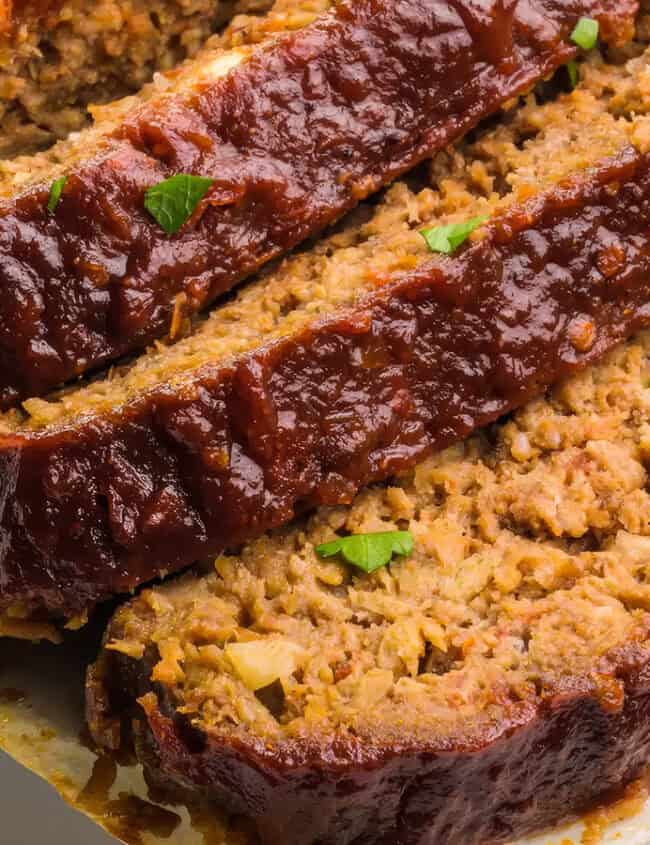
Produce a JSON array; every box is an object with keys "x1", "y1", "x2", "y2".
[
  {"x1": 2, "y1": 40, "x2": 650, "y2": 632},
  {"x1": 0, "y1": 43, "x2": 648, "y2": 635},
  {"x1": 0, "y1": 0, "x2": 275, "y2": 159},
  {"x1": 0, "y1": 39, "x2": 649, "y2": 636},
  {"x1": 0, "y1": 0, "x2": 638, "y2": 406},
  {"x1": 87, "y1": 332, "x2": 650, "y2": 845}
]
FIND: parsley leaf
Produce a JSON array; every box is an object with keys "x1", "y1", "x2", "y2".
[
  {"x1": 571, "y1": 17, "x2": 599, "y2": 50},
  {"x1": 566, "y1": 60, "x2": 579, "y2": 90},
  {"x1": 145, "y1": 173, "x2": 214, "y2": 235},
  {"x1": 420, "y1": 215, "x2": 488, "y2": 254},
  {"x1": 316, "y1": 530, "x2": 414, "y2": 574},
  {"x1": 47, "y1": 176, "x2": 68, "y2": 213}
]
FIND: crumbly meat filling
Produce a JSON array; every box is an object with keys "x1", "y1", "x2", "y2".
[
  {"x1": 0, "y1": 0, "x2": 332, "y2": 180},
  {"x1": 0, "y1": 0, "x2": 346, "y2": 161},
  {"x1": 107, "y1": 333, "x2": 650, "y2": 744}
]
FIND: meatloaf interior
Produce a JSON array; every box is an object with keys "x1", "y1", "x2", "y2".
[
  {"x1": 96, "y1": 330, "x2": 650, "y2": 738},
  {"x1": 10, "y1": 33, "x2": 650, "y2": 434},
  {"x1": 0, "y1": 0, "x2": 277, "y2": 160},
  {"x1": 90, "y1": 330, "x2": 650, "y2": 842},
  {"x1": 0, "y1": 0, "x2": 329, "y2": 185},
  {"x1": 1, "y1": 22, "x2": 650, "y2": 633}
]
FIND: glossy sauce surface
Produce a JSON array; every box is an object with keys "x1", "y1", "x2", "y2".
[
  {"x1": 0, "y1": 0, "x2": 637, "y2": 405},
  {"x1": 1, "y1": 147, "x2": 650, "y2": 622}
]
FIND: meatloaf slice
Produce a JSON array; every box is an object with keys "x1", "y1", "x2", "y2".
[
  {"x1": 2, "y1": 45, "x2": 650, "y2": 633},
  {"x1": 0, "y1": 0, "x2": 638, "y2": 407},
  {"x1": 87, "y1": 332, "x2": 650, "y2": 845},
  {"x1": 0, "y1": 0, "x2": 272, "y2": 159}
]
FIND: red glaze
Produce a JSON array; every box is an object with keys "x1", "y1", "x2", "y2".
[
  {"x1": 2, "y1": 146, "x2": 650, "y2": 623},
  {"x1": 0, "y1": 0, "x2": 637, "y2": 405},
  {"x1": 86, "y1": 640, "x2": 650, "y2": 844}
]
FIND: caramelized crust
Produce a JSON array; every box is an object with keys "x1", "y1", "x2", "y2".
[
  {"x1": 0, "y1": 0, "x2": 637, "y2": 405},
  {"x1": 3, "y1": 145, "x2": 650, "y2": 624},
  {"x1": 88, "y1": 645, "x2": 650, "y2": 844},
  {"x1": 88, "y1": 332, "x2": 650, "y2": 844}
]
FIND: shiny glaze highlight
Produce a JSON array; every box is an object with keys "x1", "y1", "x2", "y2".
[
  {"x1": 1, "y1": 147, "x2": 650, "y2": 623},
  {"x1": 0, "y1": 0, "x2": 636, "y2": 404}
]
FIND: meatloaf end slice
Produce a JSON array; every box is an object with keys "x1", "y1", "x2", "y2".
[
  {"x1": 0, "y1": 0, "x2": 638, "y2": 405},
  {"x1": 87, "y1": 331, "x2": 650, "y2": 845},
  {"x1": 2, "y1": 47, "x2": 650, "y2": 632},
  {"x1": 0, "y1": 0, "x2": 274, "y2": 159}
]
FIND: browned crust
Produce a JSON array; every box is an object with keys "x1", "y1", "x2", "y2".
[
  {"x1": 3, "y1": 146, "x2": 650, "y2": 624},
  {"x1": 0, "y1": 0, "x2": 637, "y2": 405},
  {"x1": 87, "y1": 631, "x2": 650, "y2": 844}
]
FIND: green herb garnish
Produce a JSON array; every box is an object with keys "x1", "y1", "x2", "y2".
[
  {"x1": 47, "y1": 176, "x2": 68, "y2": 213},
  {"x1": 566, "y1": 60, "x2": 579, "y2": 89},
  {"x1": 420, "y1": 215, "x2": 488, "y2": 255},
  {"x1": 316, "y1": 530, "x2": 414, "y2": 574},
  {"x1": 144, "y1": 173, "x2": 214, "y2": 235},
  {"x1": 571, "y1": 17, "x2": 599, "y2": 50}
]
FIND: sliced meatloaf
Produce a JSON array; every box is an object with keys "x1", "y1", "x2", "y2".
[
  {"x1": 87, "y1": 331, "x2": 650, "y2": 845},
  {"x1": 0, "y1": 0, "x2": 272, "y2": 159},
  {"x1": 2, "y1": 44, "x2": 650, "y2": 635},
  {"x1": 0, "y1": 0, "x2": 637, "y2": 406}
]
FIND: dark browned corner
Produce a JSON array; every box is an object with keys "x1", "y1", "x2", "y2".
[{"x1": 0, "y1": 0, "x2": 636, "y2": 406}]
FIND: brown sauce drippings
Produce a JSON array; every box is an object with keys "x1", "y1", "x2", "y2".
[
  {"x1": 580, "y1": 776, "x2": 650, "y2": 845},
  {"x1": 75, "y1": 754, "x2": 182, "y2": 845}
]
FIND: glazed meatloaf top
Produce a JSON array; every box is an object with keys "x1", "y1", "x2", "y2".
[
  {"x1": 0, "y1": 0, "x2": 270, "y2": 159},
  {"x1": 0, "y1": 0, "x2": 637, "y2": 406},
  {"x1": 3, "y1": 40, "x2": 650, "y2": 637},
  {"x1": 88, "y1": 332, "x2": 650, "y2": 845}
]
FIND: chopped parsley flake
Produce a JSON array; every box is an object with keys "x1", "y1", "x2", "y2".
[
  {"x1": 420, "y1": 215, "x2": 488, "y2": 255},
  {"x1": 566, "y1": 60, "x2": 579, "y2": 89},
  {"x1": 316, "y1": 530, "x2": 414, "y2": 574},
  {"x1": 571, "y1": 17, "x2": 599, "y2": 51},
  {"x1": 47, "y1": 176, "x2": 68, "y2": 213},
  {"x1": 145, "y1": 173, "x2": 215, "y2": 235}
]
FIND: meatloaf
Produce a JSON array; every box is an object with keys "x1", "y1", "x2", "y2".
[
  {"x1": 0, "y1": 0, "x2": 273, "y2": 159},
  {"x1": 87, "y1": 331, "x2": 650, "y2": 845},
  {"x1": 2, "y1": 44, "x2": 650, "y2": 636},
  {"x1": 0, "y1": 0, "x2": 637, "y2": 407}
]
